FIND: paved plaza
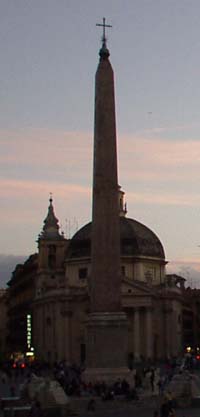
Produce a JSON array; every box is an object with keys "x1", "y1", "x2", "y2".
[
  {"x1": 1, "y1": 368, "x2": 200, "y2": 417},
  {"x1": 69, "y1": 389, "x2": 200, "y2": 417},
  {"x1": 73, "y1": 398, "x2": 200, "y2": 417},
  {"x1": 80, "y1": 409, "x2": 200, "y2": 417}
]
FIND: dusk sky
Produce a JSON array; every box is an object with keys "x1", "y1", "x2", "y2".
[{"x1": 1, "y1": 0, "x2": 200, "y2": 286}]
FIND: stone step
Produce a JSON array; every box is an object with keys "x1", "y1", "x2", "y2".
[{"x1": 70, "y1": 395, "x2": 156, "y2": 414}]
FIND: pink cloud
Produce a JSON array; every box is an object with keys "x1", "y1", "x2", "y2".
[
  {"x1": 168, "y1": 260, "x2": 200, "y2": 267},
  {"x1": 1, "y1": 128, "x2": 200, "y2": 210},
  {"x1": 0, "y1": 128, "x2": 92, "y2": 170},
  {"x1": 0, "y1": 178, "x2": 90, "y2": 197},
  {"x1": 140, "y1": 122, "x2": 200, "y2": 135},
  {"x1": 1, "y1": 127, "x2": 200, "y2": 256},
  {"x1": 167, "y1": 260, "x2": 200, "y2": 288},
  {"x1": 0, "y1": 178, "x2": 91, "y2": 230},
  {"x1": 125, "y1": 190, "x2": 200, "y2": 207},
  {"x1": 1, "y1": 128, "x2": 200, "y2": 186},
  {"x1": 119, "y1": 135, "x2": 200, "y2": 169}
]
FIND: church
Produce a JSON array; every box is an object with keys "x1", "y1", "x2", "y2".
[
  {"x1": 33, "y1": 190, "x2": 183, "y2": 366},
  {"x1": 7, "y1": 24, "x2": 187, "y2": 368}
]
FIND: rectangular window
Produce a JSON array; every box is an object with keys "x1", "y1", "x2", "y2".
[
  {"x1": 79, "y1": 268, "x2": 87, "y2": 280},
  {"x1": 121, "y1": 266, "x2": 125, "y2": 276}
]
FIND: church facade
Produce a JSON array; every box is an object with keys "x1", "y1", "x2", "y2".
[{"x1": 32, "y1": 190, "x2": 183, "y2": 365}]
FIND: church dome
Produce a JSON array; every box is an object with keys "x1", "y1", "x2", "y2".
[{"x1": 67, "y1": 217, "x2": 165, "y2": 260}]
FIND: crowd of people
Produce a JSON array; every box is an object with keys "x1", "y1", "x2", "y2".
[
  {"x1": 0, "y1": 355, "x2": 198, "y2": 416},
  {"x1": 52, "y1": 360, "x2": 160, "y2": 399},
  {"x1": 51, "y1": 359, "x2": 180, "y2": 417}
]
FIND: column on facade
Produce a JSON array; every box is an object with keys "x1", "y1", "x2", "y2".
[
  {"x1": 133, "y1": 307, "x2": 140, "y2": 361},
  {"x1": 41, "y1": 302, "x2": 49, "y2": 361},
  {"x1": 42, "y1": 304, "x2": 46, "y2": 358},
  {"x1": 135, "y1": 263, "x2": 143, "y2": 281},
  {"x1": 146, "y1": 307, "x2": 153, "y2": 359},
  {"x1": 61, "y1": 305, "x2": 72, "y2": 363},
  {"x1": 164, "y1": 307, "x2": 172, "y2": 359},
  {"x1": 47, "y1": 302, "x2": 53, "y2": 362},
  {"x1": 60, "y1": 302, "x2": 66, "y2": 360},
  {"x1": 52, "y1": 302, "x2": 56, "y2": 362},
  {"x1": 54, "y1": 301, "x2": 61, "y2": 363},
  {"x1": 171, "y1": 306, "x2": 181, "y2": 357}
]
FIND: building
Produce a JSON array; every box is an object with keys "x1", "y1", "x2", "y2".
[
  {"x1": 0, "y1": 289, "x2": 8, "y2": 361},
  {"x1": 6, "y1": 30, "x2": 198, "y2": 367},
  {"x1": 7, "y1": 254, "x2": 37, "y2": 360},
  {"x1": 31, "y1": 186, "x2": 184, "y2": 365},
  {"x1": 181, "y1": 287, "x2": 200, "y2": 352}
]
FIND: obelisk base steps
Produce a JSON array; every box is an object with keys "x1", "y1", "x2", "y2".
[
  {"x1": 83, "y1": 366, "x2": 133, "y2": 385},
  {"x1": 84, "y1": 312, "x2": 130, "y2": 384}
]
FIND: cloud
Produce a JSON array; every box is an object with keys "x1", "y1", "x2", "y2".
[
  {"x1": 119, "y1": 134, "x2": 200, "y2": 172},
  {"x1": 0, "y1": 178, "x2": 90, "y2": 198},
  {"x1": 117, "y1": 133, "x2": 200, "y2": 207},
  {"x1": 1, "y1": 127, "x2": 200, "y2": 256},
  {"x1": 0, "y1": 128, "x2": 92, "y2": 171},
  {"x1": 2, "y1": 127, "x2": 200, "y2": 179},
  {"x1": 167, "y1": 260, "x2": 200, "y2": 288},
  {"x1": 1, "y1": 127, "x2": 200, "y2": 188},
  {"x1": 1, "y1": 128, "x2": 200, "y2": 210},
  {"x1": 126, "y1": 190, "x2": 200, "y2": 207},
  {"x1": 0, "y1": 178, "x2": 91, "y2": 226},
  {"x1": 0, "y1": 129, "x2": 92, "y2": 184},
  {"x1": 0, "y1": 254, "x2": 27, "y2": 288},
  {"x1": 140, "y1": 122, "x2": 200, "y2": 135}
]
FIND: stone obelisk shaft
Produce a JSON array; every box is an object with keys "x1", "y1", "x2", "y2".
[
  {"x1": 84, "y1": 39, "x2": 129, "y2": 382},
  {"x1": 91, "y1": 51, "x2": 121, "y2": 313}
]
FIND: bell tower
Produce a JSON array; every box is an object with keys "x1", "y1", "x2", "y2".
[
  {"x1": 33, "y1": 197, "x2": 68, "y2": 363},
  {"x1": 37, "y1": 196, "x2": 67, "y2": 292}
]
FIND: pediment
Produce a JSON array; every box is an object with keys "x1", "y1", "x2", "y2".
[
  {"x1": 122, "y1": 277, "x2": 154, "y2": 296},
  {"x1": 122, "y1": 277, "x2": 155, "y2": 308}
]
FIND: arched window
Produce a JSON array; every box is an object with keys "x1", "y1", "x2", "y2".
[{"x1": 48, "y1": 245, "x2": 56, "y2": 269}]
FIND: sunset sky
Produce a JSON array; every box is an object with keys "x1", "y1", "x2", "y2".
[{"x1": 1, "y1": 0, "x2": 200, "y2": 286}]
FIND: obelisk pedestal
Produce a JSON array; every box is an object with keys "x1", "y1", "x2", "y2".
[{"x1": 84, "y1": 312, "x2": 129, "y2": 382}]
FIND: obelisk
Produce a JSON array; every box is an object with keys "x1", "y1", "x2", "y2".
[{"x1": 85, "y1": 19, "x2": 129, "y2": 382}]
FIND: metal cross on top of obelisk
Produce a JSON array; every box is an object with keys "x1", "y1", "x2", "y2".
[{"x1": 96, "y1": 17, "x2": 112, "y2": 46}]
